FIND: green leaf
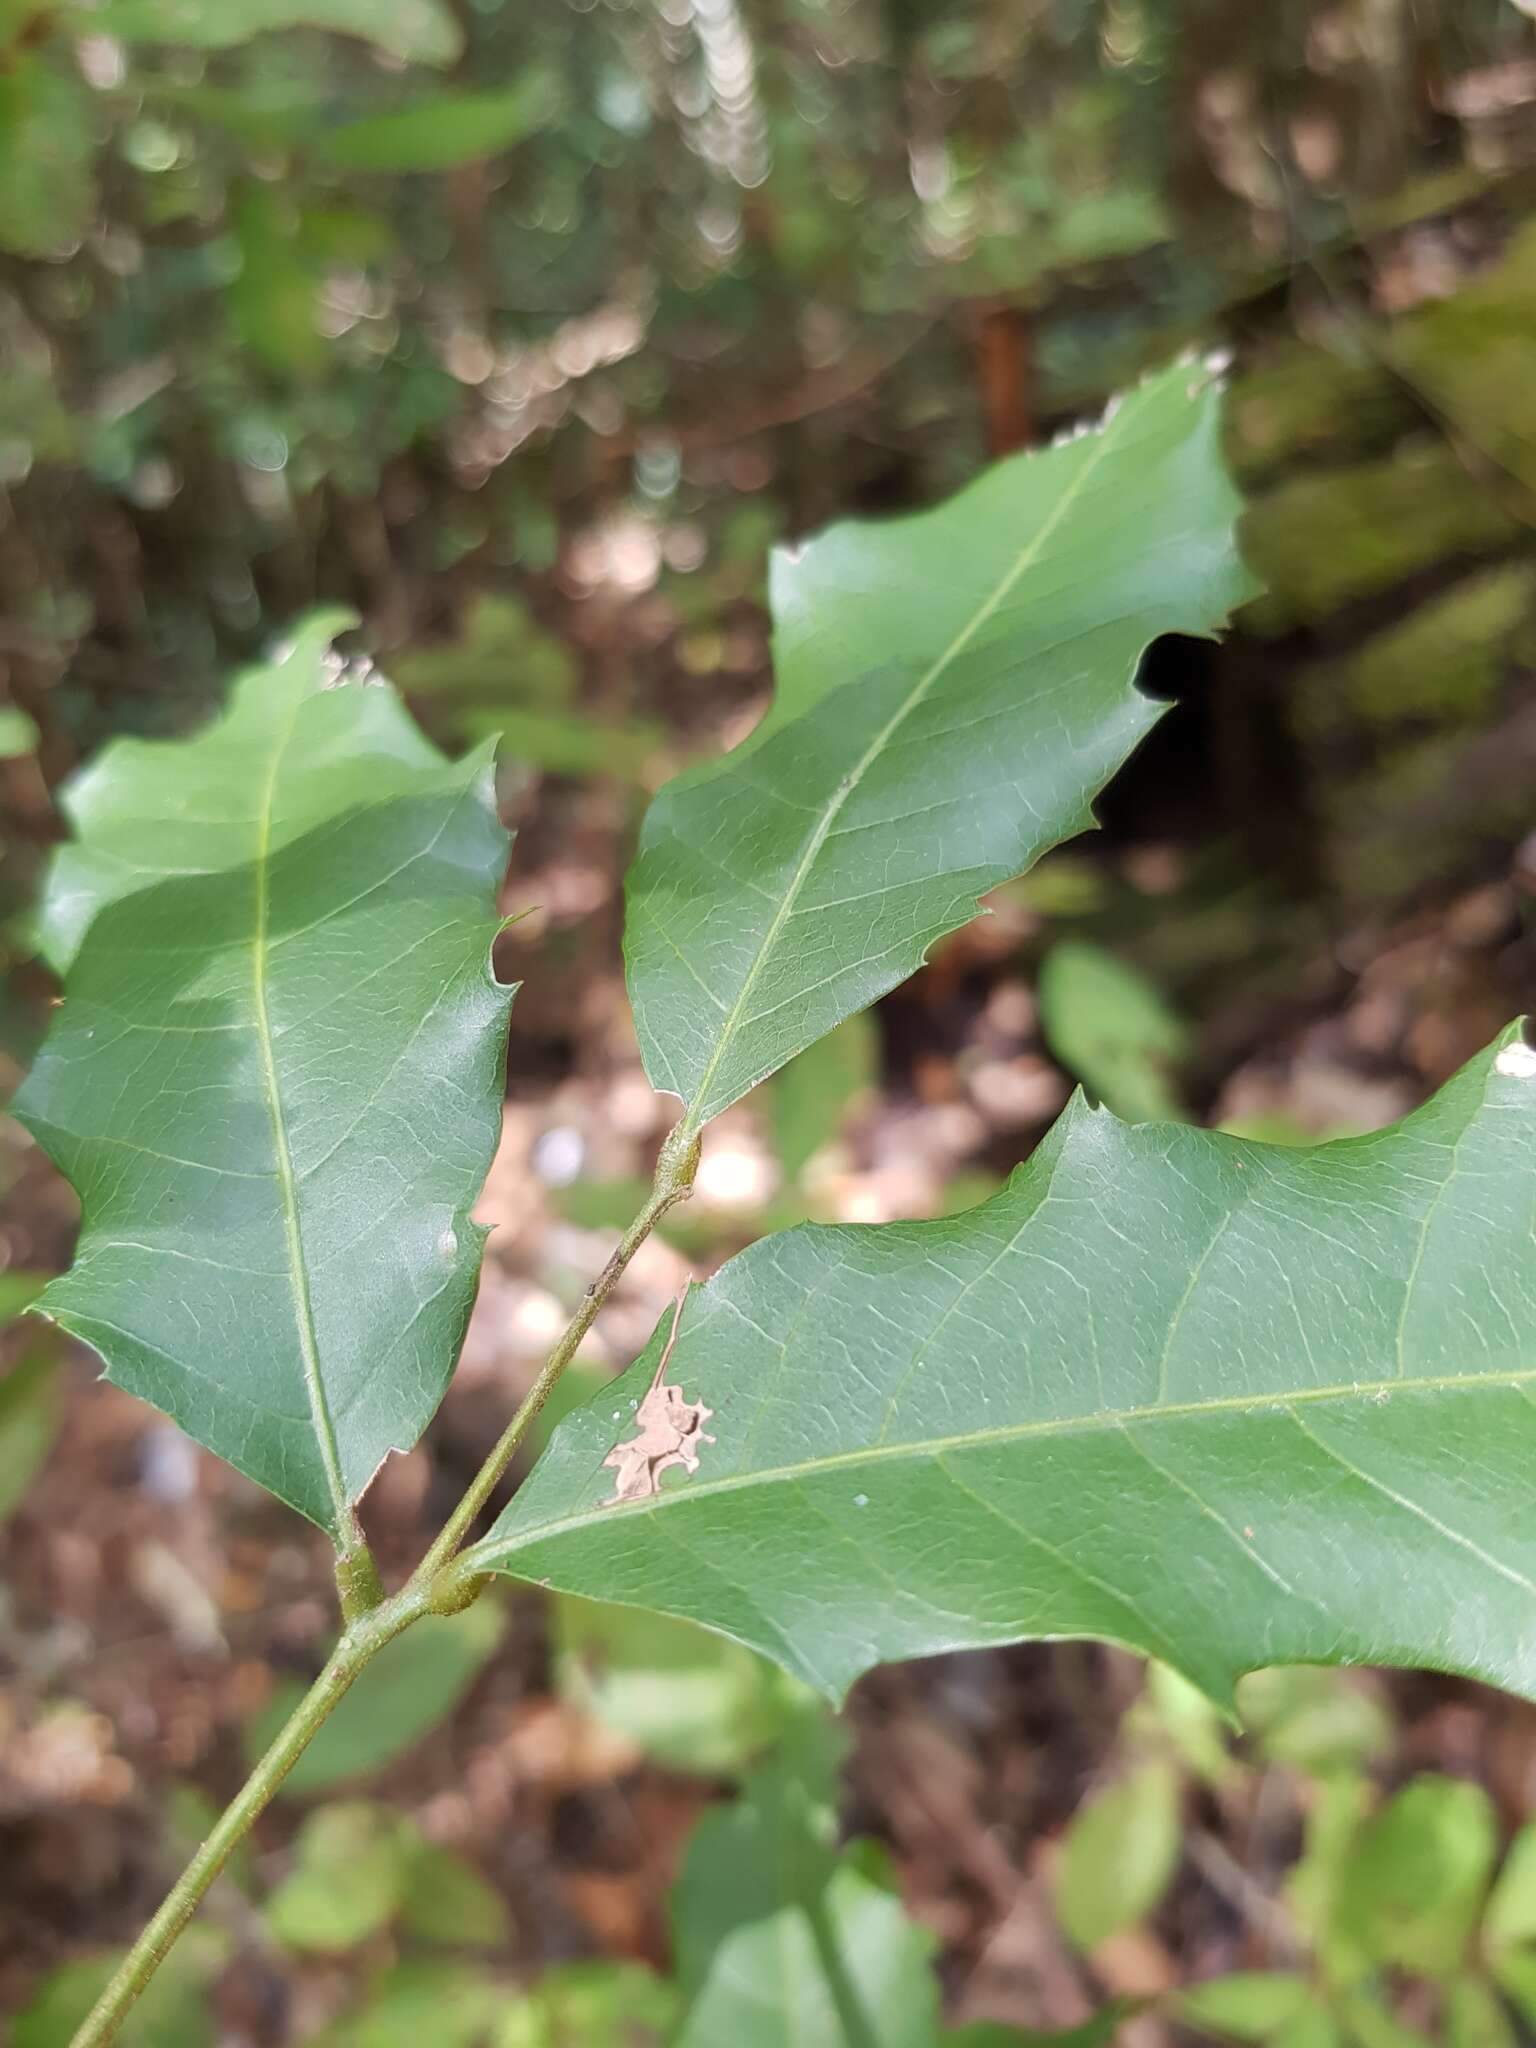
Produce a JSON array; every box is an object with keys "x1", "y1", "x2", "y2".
[
  {"x1": 89, "y1": 0, "x2": 462, "y2": 64},
  {"x1": 482, "y1": 1025, "x2": 1536, "y2": 1708},
  {"x1": 0, "y1": 57, "x2": 94, "y2": 259},
  {"x1": 265, "y1": 1802, "x2": 409, "y2": 1953},
  {"x1": 392, "y1": 595, "x2": 660, "y2": 775},
  {"x1": 246, "y1": 1597, "x2": 504, "y2": 1793},
  {"x1": 482, "y1": 710, "x2": 662, "y2": 782},
  {"x1": 670, "y1": 1710, "x2": 841, "y2": 1989},
  {"x1": 494, "y1": 1961, "x2": 677, "y2": 2047},
  {"x1": 310, "y1": 1961, "x2": 501, "y2": 2048},
  {"x1": 1005, "y1": 854, "x2": 1110, "y2": 920},
  {"x1": 1489, "y1": 1948, "x2": 1536, "y2": 2030},
  {"x1": 1338, "y1": 1776, "x2": 1497, "y2": 1979},
  {"x1": 670, "y1": 1716, "x2": 942, "y2": 2047},
  {"x1": 1130, "y1": 1661, "x2": 1233, "y2": 1787},
  {"x1": 1287, "y1": 1772, "x2": 1373, "y2": 1984},
  {"x1": 13, "y1": 1929, "x2": 226, "y2": 2048},
  {"x1": 0, "y1": 1345, "x2": 63, "y2": 1521},
  {"x1": 1236, "y1": 1668, "x2": 1392, "y2": 1776},
  {"x1": 944, "y1": 2018, "x2": 1129, "y2": 2048},
  {"x1": 1038, "y1": 941, "x2": 1187, "y2": 1123},
  {"x1": 15, "y1": 616, "x2": 515, "y2": 1539},
  {"x1": 1445, "y1": 1981, "x2": 1517, "y2": 2048},
  {"x1": 770, "y1": 1009, "x2": 879, "y2": 1182},
  {"x1": 1179, "y1": 1974, "x2": 1312, "y2": 2041},
  {"x1": 268, "y1": 1808, "x2": 506, "y2": 1962},
  {"x1": 0, "y1": 1271, "x2": 49, "y2": 1322},
  {"x1": 1054, "y1": 1761, "x2": 1180, "y2": 1951},
  {"x1": 319, "y1": 77, "x2": 558, "y2": 174},
  {"x1": 394, "y1": 596, "x2": 577, "y2": 712},
  {"x1": 33, "y1": 610, "x2": 314, "y2": 961},
  {"x1": 229, "y1": 184, "x2": 326, "y2": 376},
  {"x1": 1277, "y1": 1998, "x2": 1343, "y2": 2048},
  {"x1": 143, "y1": 78, "x2": 320, "y2": 153},
  {"x1": 625, "y1": 361, "x2": 1254, "y2": 1133},
  {"x1": 552, "y1": 1592, "x2": 807, "y2": 1775},
  {"x1": 1485, "y1": 1824, "x2": 1536, "y2": 1952},
  {"x1": 1336, "y1": 1995, "x2": 1433, "y2": 2048},
  {"x1": 1273, "y1": 2007, "x2": 1343, "y2": 2048},
  {"x1": 398, "y1": 1845, "x2": 510, "y2": 1950}
]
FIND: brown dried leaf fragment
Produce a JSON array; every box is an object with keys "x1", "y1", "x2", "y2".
[{"x1": 602, "y1": 1292, "x2": 715, "y2": 1506}]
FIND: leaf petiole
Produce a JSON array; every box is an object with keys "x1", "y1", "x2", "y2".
[
  {"x1": 413, "y1": 1117, "x2": 701, "y2": 1578},
  {"x1": 68, "y1": 1128, "x2": 699, "y2": 2046}
]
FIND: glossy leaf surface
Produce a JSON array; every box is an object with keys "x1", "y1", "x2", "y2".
[
  {"x1": 484, "y1": 1026, "x2": 1536, "y2": 1706},
  {"x1": 625, "y1": 361, "x2": 1254, "y2": 1131},
  {"x1": 16, "y1": 620, "x2": 514, "y2": 1537}
]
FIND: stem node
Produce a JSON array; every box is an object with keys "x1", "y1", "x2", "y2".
[
  {"x1": 426, "y1": 1564, "x2": 489, "y2": 1617},
  {"x1": 68, "y1": 1122, "x2": 695, "y2": 2046},
  {"x1": 335, "y1": 1542, "x2": 385, "y2": 1623}
]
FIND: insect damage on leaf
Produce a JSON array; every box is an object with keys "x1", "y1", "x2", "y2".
[
  {"x1": 483, "y1": 1024, "x2": 1536, "y2": 1708},
  {"x1": 603, "y1": 1293, "x2": 715, "y2": 1506}
]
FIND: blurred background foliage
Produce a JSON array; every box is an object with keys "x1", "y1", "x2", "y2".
[
  {"x1": 1, "y1": 0, "x2": 1534, "y2": 1085},
  {"x1": 4, "y1": 0, "x2": 1536, "y2": 2041}
]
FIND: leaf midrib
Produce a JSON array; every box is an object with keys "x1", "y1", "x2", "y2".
[
  {"x1": 675, "y1": 386, "x2": 1147, "y2": 1128},
  {"x1": 480, "y1": 1357, "x2": 1533, "y2": 1561},
  {"x1": 251, "y1": 691, "x2": 351, "y2": 1536}
]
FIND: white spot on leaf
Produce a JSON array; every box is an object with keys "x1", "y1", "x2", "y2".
[{"x1": 1495, "y1": 1042, "x2": 1536, "y2": 1080}]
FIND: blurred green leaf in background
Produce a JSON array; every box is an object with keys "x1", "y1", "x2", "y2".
[
  {"x1": 1038, "y1": 940, "x2": 1189, "y2": 1122},
  {"x1": 245, "y1": 1599, "x2": 505, "y2": 1796}
]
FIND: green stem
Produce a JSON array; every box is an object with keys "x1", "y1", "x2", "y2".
[
  {"x1": 69, "y1": 1586, "x2": 434, "y2": 2048},
  {"x1": 69, "y1": 1124, "x2": 699, "y2": 2047},
  {"x1": 414, "y1": 1120, "x2": 700, "y2": 1580}
]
